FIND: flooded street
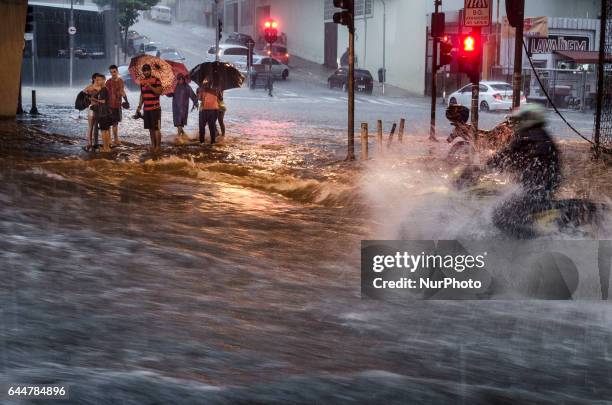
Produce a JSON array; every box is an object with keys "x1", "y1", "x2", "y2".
[{"x1": 2, "y1": 92, "x2": 612, "y2": 402}]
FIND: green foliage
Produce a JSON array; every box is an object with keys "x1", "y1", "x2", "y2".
[{"x1": 94, "y1": 0, "x2": 159, "y2": 31}]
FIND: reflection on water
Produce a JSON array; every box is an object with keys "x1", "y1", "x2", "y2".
[{"x1": 1, "y1": 119, "x2": 612, "y2": 403}]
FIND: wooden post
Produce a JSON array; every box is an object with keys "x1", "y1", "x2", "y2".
[
  {"x1": 398, "y1": 119, "x2": 405, "y2": 143},
  {"x1": 387, "y1": 123, "x2": 397, "y2": 147},
  {"x1": 377, "y1": 120, "x2": 383, "y2": 153},
  {"x1": 360, "y1": 122, "x2": 369, "y2": 160}
]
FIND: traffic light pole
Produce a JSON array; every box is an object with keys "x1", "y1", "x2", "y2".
[
  {"x1": 347, "y1": 24, "x2": 355, "y2": 160},
  {"x1": 470, "y1": 27, "x2": 482, "y2": 141},
  {"x1": 429, "y1": 0, "x2": 441, "y2": 142},
  {"x1": 511, "y1": 0, "x2": 524, "y2": 109},
  {"x1": 268, "y1": 43, "x2": 273, "y2": 97}
]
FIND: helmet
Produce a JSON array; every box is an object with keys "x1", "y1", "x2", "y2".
[{"x1": 513, "y1": 104, "x2": 546, "y2": 130}]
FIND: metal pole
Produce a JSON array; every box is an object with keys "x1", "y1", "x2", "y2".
[
  {"x1": 430, "y1": 0, "x2": 441, "y2": 141},
  {"x1": 595, "y1": 0, "x2": 607, "y2": 155},
  {"x1": 348, "y1": 21, "x2": 356, "y2": 160},
  {"x1": 31, "y1": 22, "x2": 36, "y2": 90},
  {"x1": 512, "y1": 0, "x2": 524, "y2": 109},
  {"x1": 471, "y1": 27, "x2": 482, "y2": 140},
  {"x1": 268, "y1": 44, "x2": 273, "y2": 97},
  {"x1": 215, "y1": 0, "x2": 220, "y2": 61},
  {"x1": 381, "y1": 0, "x2": 386, "y2": 96},
  {"x1": 69, "y1": 0, "x2": 74, "y2": 88}
]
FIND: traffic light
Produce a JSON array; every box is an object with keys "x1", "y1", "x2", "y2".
[
  {"x1": 263, "y1": 19, "x2": 278, "y2": 44},
  {"x1": 438, "y1": 35, "x2": 453, "y2": 69},
  {"x1": 218, "y1": 19, "x2": 223, "y2": 41},
  {"x1": 333, "y1": 0, "x2": 354, "y2": 32},
  {"x1": 457, "y1": 34, "x2": 482, "y2": 82},
  {"x1": 25, "y1": 5, "x2": 34, "y2": 33}
]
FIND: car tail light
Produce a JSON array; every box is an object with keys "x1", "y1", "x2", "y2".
[
  {"x1": 286, "y1": 53, "x2": 289, "y2": 57},
  {"x1": 493, "y1": 93, "x2": 503, "y2": 101}
]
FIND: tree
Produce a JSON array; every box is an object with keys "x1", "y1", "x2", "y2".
[{"x1": 94, "y1": 0, "x2": 159, "y2": 57}]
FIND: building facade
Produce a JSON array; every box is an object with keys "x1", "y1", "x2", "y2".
[{"x1": 225, "y1": 0, "x2": 602, "y2": 95}]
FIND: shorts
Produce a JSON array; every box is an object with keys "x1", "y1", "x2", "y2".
[
  {"x1": 96, "y1": 113, "x2": 112, "y2": 131},
  {"x1": 143, "y1": 109, "x2": 161, "y2": 130},
  {"x1": 110, "y1": 107, "x2": 122, "y2": 125}
]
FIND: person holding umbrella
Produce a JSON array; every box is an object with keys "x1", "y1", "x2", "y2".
[
  {"x1": 136, "y1": 64, "x2": 163, "y2": 152},
  {"x1": 197, "y1": 78, "x2": 220, "y2": 145},
  {"x1": 168, "y1": 73, "x2": 198, "y2": 144}
]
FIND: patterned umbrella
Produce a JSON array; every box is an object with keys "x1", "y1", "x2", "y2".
[
  {"x1": 165, "y1": 60, "x2": 190, "y2": 84},
  {"x1": 189, "y1": 61, "x2": 245, "y2": 91},
  {"x1": 128, "y1": 55, "x2": 176, "y2": 95}
]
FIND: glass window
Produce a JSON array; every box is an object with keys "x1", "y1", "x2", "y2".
[{"x1": 491, "y1": 84, "x2": 513, "y2": 91}]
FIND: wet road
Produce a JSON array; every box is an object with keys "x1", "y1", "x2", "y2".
[{"x1": 2, "y1": 15, "x2": 612, "y2": 405}]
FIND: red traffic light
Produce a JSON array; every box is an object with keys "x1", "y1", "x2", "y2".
[
  {"x1": 462, "y1": 35, "x2": 477, "y2": 52},
  {"x1": 263, "y1": 19, "x2": 279, "y2": 44}
]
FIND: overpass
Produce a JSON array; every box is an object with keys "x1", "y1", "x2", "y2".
[{"x1": 0, "y1": 0, "x2": 27, "y2": 119}]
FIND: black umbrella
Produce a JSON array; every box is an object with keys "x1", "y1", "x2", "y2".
[{"x1": 189, "y1": 61, "x2": 245, "y2": 91}]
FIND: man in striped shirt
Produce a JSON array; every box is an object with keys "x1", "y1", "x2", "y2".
[{"x1": 136, "y1": 64, "x2": 163, "y2": 152}]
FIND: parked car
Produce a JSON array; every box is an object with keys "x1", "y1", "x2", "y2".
[
  {"x1": 157, "y1": 48, "x2": 185, "y2": 62},
  {"x1": 225, "y1": 32, "x2": 255, "y2": 47},
  {"x1": 205, "y1": 44, "x2": 249, "y2": 65},
  {"x1": 327, "y1": 68, "x2": 374, "y2": 95},
  {"x1": 448, "y1": 81, "x2": 526, "y2": 111},
  {"x1": 129, "y1": 35, "x2": 149, "y2": 56},
  {"x1": 243, "y1": 56, "x2": 289, "y2": 80},
  {"x1": 143, "y1": 42, "x2": 163, "y2": 56},
  {"x1": 258, "y1": 44, "x2": 290, "y2": 65}
]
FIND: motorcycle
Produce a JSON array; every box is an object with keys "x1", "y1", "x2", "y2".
[{"x1": 446, "y1": 105, "x2": 515, "y2": 165}]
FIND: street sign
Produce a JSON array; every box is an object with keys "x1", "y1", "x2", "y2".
[
  {"x1": 464, "y1": 0, "x2": 491, "y2": 27},
  {"x1": 24, "y1": 32, "x2": 33, "y2": 41},
  {"x1": 68, "y1": 26, "x2": 77, "y2": 35}
]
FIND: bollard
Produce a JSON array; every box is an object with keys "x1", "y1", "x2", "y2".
[
  {"x1": 398, "y1": 119, "x2": 405, "y2": 143},
  {"x1": 387, "y1": 123, "x2": 397, "y2": 147},
  {"x1": 360, "y1": 122, "x2": 369, "y2": 160},
  {"x1": 29, "y1": 90, "x2": 40, "y2": 115},
  {"x1": 377, "y1": 120, "x2": 383, "y2": 153}
]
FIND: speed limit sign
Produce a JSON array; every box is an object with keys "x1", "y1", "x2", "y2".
[{"x1": 68, "y1": 26, "x2": 77, "y2": 35}]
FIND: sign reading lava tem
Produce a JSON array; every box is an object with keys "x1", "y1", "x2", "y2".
[
  {"x1": 464, "y1": 0, "x2": 491, "y2": 27},
  {"x1": 528, "y1": 35, "x2": 590, "y2": 54}
]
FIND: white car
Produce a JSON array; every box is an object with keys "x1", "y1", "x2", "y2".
[
  {"x1": 448, "y1": 81, "x2": 526, "y2": 112},
  {"x1": 150, "y1": 5, "x2": 172, "y2": 23},
  {"x1": 236, "y1": 56, "x2": 289, "y2": 80},
  {"x1": 205, "y1": 44, "x2": 249, "y2": 65}
]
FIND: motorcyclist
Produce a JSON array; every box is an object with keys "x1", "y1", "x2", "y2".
[{"x1": 459, "y1": 104, "x2": 562, "y2": 238}]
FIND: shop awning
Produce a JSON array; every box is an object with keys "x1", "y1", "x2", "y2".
[{"x1": 553, "y1": 50, "x2": 610, "y2": 64}]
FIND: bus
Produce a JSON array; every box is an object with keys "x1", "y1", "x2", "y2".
[{"x1": 150, "y1": 5, "x2": 172, "y2": 24}]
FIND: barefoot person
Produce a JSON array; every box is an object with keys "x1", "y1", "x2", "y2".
[
  {"x1": 169, "y1": 74, "x2": 198, "y2": 144},
  {"x1": 136, "y1": 64, "x2": 163, "y2": 152},
  {"x1": 105, "y1": 65, "x2": 128, "y2": 146}
]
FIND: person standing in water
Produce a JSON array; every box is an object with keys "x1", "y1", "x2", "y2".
[
  {"x1": 197, "y1": 79, "x2": 220, "y2": 145},
  {"x1": 136, "y1": 64, "x2": 163, "y2": 152},
  {"x1": 105, "y1": 65, "x2": 128, "y2": 146},
  {"x1": 169, "y1": 74, "x2": 198, "y2": 144},
  {"x1": 90, "y1": 73, "x2": 112, "y2": 152},
  {"x1": 217, "y1": 90, "x2": 226, "y2": 137}
]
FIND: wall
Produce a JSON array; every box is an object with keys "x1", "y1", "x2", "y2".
[
  {"x1": 266, "y1": 0, "x2": 326, "y2": 64},
  {"x1": 338, "y1": 0, "x2": 428, "y2": 94},
  {"x1": 0, "y1": 0, "x2": 28, "y2": 118}
]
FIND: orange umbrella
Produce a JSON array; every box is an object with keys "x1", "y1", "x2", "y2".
[{"x1": 128, "y1": 55, "x2": 176, "y2": 95}]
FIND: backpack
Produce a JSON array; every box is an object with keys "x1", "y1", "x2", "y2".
[{"x1": 75, "y1": 91, "x2": 91, "y2": 111}]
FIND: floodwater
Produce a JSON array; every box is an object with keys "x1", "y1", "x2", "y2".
[{"x1": 2, "y1": 93, "x2": 612, "y2": 404}]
